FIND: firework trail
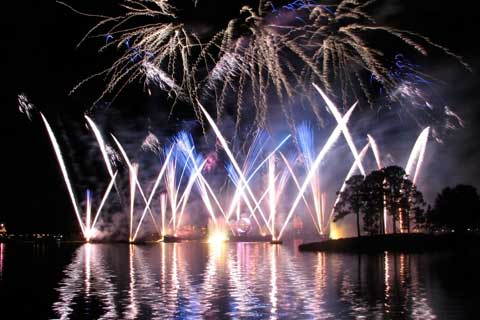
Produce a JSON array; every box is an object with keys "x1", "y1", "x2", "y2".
[
  {"x1": 279, "y1": 152, "x2": 322, "y2": 234},
  {"x1": 174, "y1": 132, "x2": 226, "y2": 227},
  {"x1": 111, "y1": 135, "x2": 161, "y2": 236},
  {"x1": 143, "y1": 61, "x2": 185, "y2": 99},
  {"x1": 175, "y1": 159, "x2": 208, "y2": 230},
  {"x1": 225, "y1": 130, "x2": 271, "y2": 222},
  {"x1": 84, "y1": 115, "x2": 124, "y2": 203},
  {"x1": 160, "y1": 192, "x2": 167, "y2": 236},
  {"x1": 40, "y1": 113, "x2": 85, "y2": 236},
  {"x1": 405, "y1": 127, "x2": 430, "y2": 185},
  {"x1": 132, "y1": 147, "x2": 172, "y2": 241},
  {"x1": 165, "y1": 152, "x2": 180, "y2": 235},
  {"x1": 278, "y1": 101, "x2": 357, "y2": 239},
  {"x1": 225, "y1": 134, "x2": 291, "y2": 228},
  {"x1": 85, "y1": 116, "x2": 116, "y2": 178},
  {"x1": 85, "y1": 190, "x2": 92, "y2": 241},
  {"x1": 89, "y1": 172, "x2": 118, "y2": 240},
  {"x1": 267, "y1": 155, "x2": 277, "y2": 240},
  {"x1": 39, "y1": 89, "x2": 435, "y2": 241},
  {"x1": 297, "y1": 122, "x2": 325, "y2": 234},
  {"x1": 198, "y1": 101, "x2": 276, "y2": 234},
  {"x1": 367, "y1": 134, "x2": 382, "y2": 169},
  {"x1": 314, "y1": 84, "x2": 365, "y2": 176},
  {"x1": 129, "y1": 163, "x2": 138, "y2": 242}
]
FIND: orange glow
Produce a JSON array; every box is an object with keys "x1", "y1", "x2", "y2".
[
  {"x1": 329, "y1": 223, "x2": 342, "y2": 240},
  {"x1": 207, "y1": 230, "x2": 229, "y2": 245}
]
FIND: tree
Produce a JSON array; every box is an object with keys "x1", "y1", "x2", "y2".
[
  {"x1": 382, "y1": 166, "x2": 407, "y2": 234},
  {"x1": 333, "y1": 166, "x2": 428, "y2": 237},
  {"x1": 361, "y1": 170, "x2": 385, "y2": 235},
  {"x1": 430, "y1": 185, "x2": 480, "y2": 233},
  {"x1": 399, "y1": 182, "x2": 427, "y2": 233},
  {"x1": 333, "y1": 175, "x2": 364, "y2": 237}
]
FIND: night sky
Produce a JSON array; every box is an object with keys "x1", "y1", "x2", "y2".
[{"x1": 2, "y1": 0, "x2": 480, "y2": 233}]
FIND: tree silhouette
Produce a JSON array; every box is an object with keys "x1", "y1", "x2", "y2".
[
  {"x1": 382, "y1": 166, "x2": 408, "y2": 234},
  {"x1": 333, "y1": 175, "x2": 364, "y2": 237},
  {"x1": 430, "y1": 185, "x2": 480, "y2": 233},
  {"x1": 333, "y1": 166, "x2": 427, "y2": 237},
  {"x1": 362, "y1": 170, "x2": 384, "y2": 235},
  {"x1": 399, "y1": 181, "x2": 426, "y2": 233}
]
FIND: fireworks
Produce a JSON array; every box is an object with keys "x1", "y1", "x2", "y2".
[
  {"x1": 41, "y1": 113, "x2": 119, "y2": 241},
  {"x1": 405, "y1": 127, "x2": 430, "y2": 185},
  {"x1": 66, "y1": 0, "x2": 198, "y2": 106},
  {"x1": 40, "y1": 84, "x2": 433, "y2": 242},
  {"x1": 64, "y1": 0, "x2": 468, "y2": 136},
  {"x1": 141, "y1": 132, "x2": 161, "y2": 154},
  {"x1": 18, "y1": 94, "x2": 36, "y2": 121}
]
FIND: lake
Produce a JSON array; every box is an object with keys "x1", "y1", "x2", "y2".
[{"x1": 0, "y1": 241, "x2": 478, "y2": 319}]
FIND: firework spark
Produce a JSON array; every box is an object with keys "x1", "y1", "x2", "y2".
[
  {"x1": 67, "y1": 0, "x2": 199, "y2": 106},
  {"x1": 67, "y1": 0, "x2": 468, "y2": 135},
  {"x1": 141, "y1": 132, "x2": 162, "y2": 154},
  {"x1": 18, "y1": 94, "x2": 36, "y2": 121}
]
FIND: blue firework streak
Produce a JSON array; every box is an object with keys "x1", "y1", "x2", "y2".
[
  {"x1": 370, "y1": 54, "x2": 433, "y2": 93},
  {"x1": 269, "y1": 0, "x2": 333, "y2": 22},
  {"x1": 226, "y1": 131, "x2": 291, "y2": 190},
  {"x1": 173, "y1": 131, "x2": 205, "y2": 178},
  {"x1": 297, "y1": 122, "x2": 316, "y2": 169}
]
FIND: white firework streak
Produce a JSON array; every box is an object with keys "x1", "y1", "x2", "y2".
[
  {"x1": 132, "y1": 148, "x2": 173, "y2": 242},
  {"x1": 40, "y1": 113, "x2": 85, "y2": 236},
  {"x1": 405, "y1": 127, "x2": 430, "y2": 185},
  {"x1": 198, "y1": 101, "x2": 274, "y2": 235},
  {"x1": 278, "y1": 102, "x2": 357, "y2": 239},
  {"x1": 111, "y1": 134, "x2": 161, "y2": 236},
  {"x1": 313, "y1": 84, "x2": 365, "y2": 176},
  {"x1": 367, "y1": 134, "x2": 383, "y2": 169}
]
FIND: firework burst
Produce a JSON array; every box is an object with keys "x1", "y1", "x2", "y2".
[
  {"x1": 66, "y1": 0, "x2": 468, "y2": 136},
  {"x1": 64, "y1": 0, "x2": 200, "y2": 105}
]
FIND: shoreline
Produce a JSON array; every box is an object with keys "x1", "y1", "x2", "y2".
[{"x1": 298, "y1": 233, "x2": 480, "y2": 253}]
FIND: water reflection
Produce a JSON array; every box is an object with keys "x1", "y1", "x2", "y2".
[
  {"x1": 53, "y1": 244, "x2": 118, "y2": 319},
  {"x1": 0, "y1": 243, "x2": 4, "y2": 280},
  {"x1": 53, "y1": 243, "x2": 442, "y2": 319}
]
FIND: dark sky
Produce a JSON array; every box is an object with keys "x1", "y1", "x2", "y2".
[{"x1": 1, "y1": 0, "x2": 480, "y2": 233}]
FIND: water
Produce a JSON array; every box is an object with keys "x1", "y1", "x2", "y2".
[{"x1": 0, "y1": 242, "x2": 479, "y2": 319}]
